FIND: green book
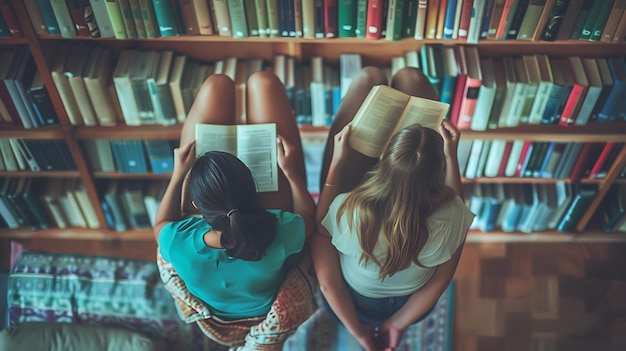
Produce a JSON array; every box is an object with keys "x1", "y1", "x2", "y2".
[
  {"x1": 151, "y1": 0, "x2": 179, "y2": 36},
  {"x1": 244, "y1": 0, "x2": 260, "y2": 36},
  {"x1": 128, "y1": 0, "x2": 147, "y2": 38},
  {"x1": 354, "y1": 0, "x2": 367, "y2": 37},
  {"x1": 117, "y1": 0, "x2": 138, "y2": 38},
  {"x1": 138, "y1": 0, "x2": 159, "y2": 38},
  {"x1": 385, "y1": 0, "x2": 405, "y2": 41},
  {"x1": 228, "y1": 0, "x2": 249, "y2": 38},
  {"x1": 589, "y1": 1, "x2": 616, "y2": 41},
  {"x1": 338, "y1": 0, "x2": 357, "y2": 37},
  {"x1": 266, "y1": 0, "x2": 280, "y2": 37},
  {"x1": 578, "y1": 0, "x2": 604, "y2": 40},
  {"x1": 255, "y1": 0, "x2": 269, "y2": 37}
]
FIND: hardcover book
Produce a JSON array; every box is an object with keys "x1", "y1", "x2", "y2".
[{"x1": 348, "y1": 85, "x2": 450, "y2": 158}]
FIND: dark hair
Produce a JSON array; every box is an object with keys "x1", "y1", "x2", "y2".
[{"x1": 188, "y1": 151, "x2": 277, "y2": 261}]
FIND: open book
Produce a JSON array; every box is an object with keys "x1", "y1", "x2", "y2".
[
  {"x1": 349, "y1": 85, "x2": 450, "y2": 158},
  {"x1": 195, "y1": 123, "x2": 278, "y2": 192}
]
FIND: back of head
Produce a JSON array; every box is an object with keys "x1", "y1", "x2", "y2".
[
  {"x1": 339, "y1": 124, "x2": 456, "y2": 278},
  {"x1": 188, "y1": 151, "x2": 277, "y2": 261}
]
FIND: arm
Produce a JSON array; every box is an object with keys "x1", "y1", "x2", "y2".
[
  {"x1": 153, "y1": 141, "x2": 197, "y2": 242},
  {"x1": 316, "y1": 125, "x2": 351, "y2": 224},
  {"x1": 309, "y1": 232, "x2": 377, "y2": 351},
  {"x1": 377, "y1": 241, "x2": 466, "y2": 349},
  {"x1": 277, "y1": 136, "x2": 316, "y2": 239},
  {"x1": 440, "y1": 120, "x2": 464, "y2": 200}
]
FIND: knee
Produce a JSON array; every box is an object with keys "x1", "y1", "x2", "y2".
[
  {"x1": 198, "y1": 74, "x2": 235, "y2": 95},
  {"x1": 392, "y1": 67, "x2": 439, "y2": 100},
  {"x1": 247, "y1": 70, "x2": 283, "y2": 91},
  {"x1": 355, "y1": 66, "x2": 388, "y2": 87}
]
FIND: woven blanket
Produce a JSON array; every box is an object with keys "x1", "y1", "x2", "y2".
[
  {"x1": 157, "y1": 250, "x2": 318, "y2": 350},
  {"x1": 283, "y1": 282, "x2": 455, "y2": 351}
]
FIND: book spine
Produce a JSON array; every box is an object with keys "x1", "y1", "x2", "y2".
[
  {"x1": 0, "y1": 1, "x2": 23, "y2": 37},
  {"x1": 413, "y1": 0, "x2": 428, "y2": 39},
  {"x1": 152, "y1": 0, "x2": 180, "y2": 36},
  {"x1": 365, "y1": 0, "x2": 384, "y2": 39},
  {"x1": 338, "y1": 0, "x2": 357, "y2": 37}
]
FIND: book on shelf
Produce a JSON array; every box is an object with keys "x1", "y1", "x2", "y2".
[
  {"x1": 589, "y1": 0, "x2": 615, "y2": 41},
  {"x1": 497, "y1": 141, "x2": 514, "y2": 177},
  {"x1": 144, "y1": 180, "x2": 168, "y2": 227},
  {"x1": 554, "y1": 0, "x2": 584, "y2": 40},
  {"x1": 558, "y1": 56, "x2": 589, "y2": 126},
  {"x1": 424, "y1": 0, "x2": 440, "y2": 39},
  {"x1": 28, "y1": 71, "x2": 60, "y2": 127},
  {"x1": 505, "y1": 0, "x2": 529, "y2": 39},
  {"x1": 538, "y1": 0, "x2": 569, "y2": 41},
  {"x1": 143, "y1": 140, "x2": 175, "y2": 174},
  {"x1": 599, "y1": 0, "x2": 626, "y2": 42},
  {"x1": 118, "y1": 0, "x2": 138, "y2": 38},
  {"x1": 515, "y1": 57, "x2": 537, "y2": 125},
  {"x1": 104, "y1": 0, "x2": 128, "y2": 39},
  {"x1": 195, "y1": 123, "x2": 279, "y2": 192},
  {"x1": 89, "y1": 0, "x2": 115, "y2": 38},
  {"x1": 525, "y1": 54, "x2": 553, "y2": 125},
  {"x1": 575, "y1": 57, "x2": 604, "y2": 126},
  {"x1": 338, "y1": 0, "x2": 357, "y2": 37},
  {"x1": 593, "y1": 143, "x2": 624, "y2": 179},
  {"x1": 119, "y1": 180, "x2": 151, "y2": 229},
  {"x1": 73, "y1": 181, "x2": 101, "y2": 229},
  {"x1": 464, "y1": 139, "x2": 485, "y2": 179},
  {"x1": 83, "y1": 47, "x2": 117, "y2": 127},
  {"x1": 413, "y1": 0, "x2": 428, "y2": 39},
  {"x1": 612, "y1": 5, "x2": 626, "y2": 42},
  {"x1": 497, "y1": 56, "x2": 527, "y2": 128},
  {"x1": 67, "y1": 45, "x2": 99, "y2": 127},
  {"x1": 0, "y1": 1, "x2": 21, "y2": 38},
  {"x1": 109, "y1": 139, "x2": 149, "y2": 173},
  {"x1": 476, "y1": 183, "x2": 506, "y2": 232},
  {"x1": 556, "y1": 185, "x2": 597, "y2": 233},
  {"x1": 478, "y1": 0, "x2": 496, "y2": 39},
  {"x1": 553, "y1": 142, "x2": 584, "y2": 179},
  {"x1": 102, "y1": 180, "x2": 127, "y2": 232},
  {"x1": 466, "y1": 0, "x2": 487, "y2": 43},
  {"x1": 596, "y1": 183, "x2": 626, "y2": 233},
  {"x1": 598, "y1": 57, "x2": 626, "y2": 122},
  {"x1": 152, "y1": 0, "x2": 181, "y2": 36},
  {"x1": 23, "y1": 0, "x2": 49, "y2": 36},
  {"x1": 192, "y1": 0, "x2": 215, "y2": 35},
  {"x1": 494, "y1": 0, "x2": 520, "y2": 40},
  {"x1": 179, "y1": 0, "x2": 200, "y2": 35},
  {"x1": 578, "y1": 0, "x2": 605, "y2": 40},
  {"x1": 348, "y1": 85, "x2": 450, "y2": 159},
  {"x1": 442, "y1": 0, "x2": 459, "y2": 39},
  {"x1": 435, "y1": 0, "x2": 450, "y2": 39},
  {"x1": 483, "y1": 139, "x2": 507, "y2": 178},
  {"x1": 456, "y1": 46, "x2": 482, "y2": 130},
  {"x1": 542, "y1": 57, "x2": 573, "y2": 125},
  {"x1": 83, "y1": 139, "x2": 116, "y2": 173}
]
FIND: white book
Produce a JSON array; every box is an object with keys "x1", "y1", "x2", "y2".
[
  {"x1": 340, "y1": 53, "x2": 362, "y2": 99},
  {"x1": 517, "y1": 184, "x2": 542, "y2": 233},
  {"x1": 195, "y1": 123, "x2": 278, "y2": 192},
  {"x1": 505, "y1": 140, "x2": 526, "y2": 177},
  {"x1": 467, "y1": 0, "x2": 486, "y2": 44},
  {"x1": 527, "y1": 54, "x2": 554, "y2": 124},
  {"x1": 464, "y1": 140, "x2": 485, "y2": 179},
  {"x1": 575, "y1": 58, "x2": 604, "y2": 125},
  {"x1": 7, "y1": 139, "x2": 26, "y2": 171},
  {"x1": 73, "y1": 182, "x2": 100, "y2": 229},
  {"x1": 89, "y1": 0, "x2": 115, "y2": 37},
  {"x1": 547, "y1": 181, "x2": 573, "y2": 229},
  {"x1": 0, "y1": 139, "x2": 18, "y2": 172},
  {"x1": 41, "y1": 179, "x2": 68, "y2": 229},
  {"x1": 456, "y1": 139, "x2": 473, "y2": 176},
  {"x1": 474, "y1": 140, "x2": 492, "y2": 178},
  {"x1": 113, "y1": 50, "x2": 141, "y2": 126},
  {"x1": 483, "y1": 140, "x2": 507, "y2": 177},
  {"x1": 59, "y1": 180, "x2": 88, "y2": 228},
  {"x1": 49, "y1": 0, "x2": 77, "y2": 38},
  {"x1": 471, "y1": 58, "x2": 497, "y2": 131},
  {"x1": 310, "y1": 57, "x2": 327, "y2": 127}
]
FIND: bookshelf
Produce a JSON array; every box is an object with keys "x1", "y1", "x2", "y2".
[{"x1": 1, "y1": 0, "x2": 626, "y2": 243}]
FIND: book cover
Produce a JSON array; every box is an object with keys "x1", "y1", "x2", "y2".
[
  {"x1": 456, "y1": 46, "x2": 482, "y2": 130},
  {"x1": 578, "y1": 0, "x2": 604, "y2": 40},
  {"x1": 324, "y1": 0, "x2": 339, "y2": 37},
  {"x1": 24, "y1": 0, "x2": 49, "y2": 35},
  {"x1": 612, "y1": 4, "x2": 626, "y2": 42},
  {"x1": 27, "y1": 71, "x2": 59, "y2": 126},
  {"x1": 228, "y1": 0, "x2": 249, "y2": 37},
  {"x1": 338, "y1": 0, "x2": 357, "y2": 37},
  {"x1": 553, "y1": 0, "x2": 582, "y2": 40},
  {"x1": 556, "y1": 185, "x2": 597, "y2": 233},
  {"x1": 143, "y1": 139, "x2": 175, "y2": 174},
  {"x1": 538, "y1": 0, "x2": 568, "y2": 41},
  {"x1": 425, "y1": 0, "x2": 441, "y2": 39},
  {"x1": 505, "y1": 0, "x2": 529, "y2": 39},
  {"x1": 104, "y1": 0, "x2": 128, "y2": 38},
  {"x1": 483, "y1": 139, "x2": 507, "y2": 177},
  {"x1": 152, "y1": 0, "x2": 181, "y2": 36},
  {"x1": 88, "y1": 0, "x2": 115, "y2": 37},
  {"x1": 302, "y1": 0, "x2": 316, "y2": 37},
  {"x1": 479, "y1": 0, "x2": 496, "y2": 39},
  {"x1": 117, "y1": 0, "x2": 138, "y2": 37},
  {"x1": 494, "y1": 0, "x2": 520, "y2": 40},
  {"x1": 589, "y1": 0, "x2": 616, "y2": 41},
  {"x1": 0, "y1": 1, "x2": 23, "y2": 37},
  {"x1": 464, "y1": 139, "x2": 485, "y2": 179},
  {"x1": 442, "y1": 0, "x2": 459, "y2": 39},
  {"x1": 413, "y1": 0, "x2": 428, "y2": 39},
  {"x1": 348, "y1": 85, "x2": 450, "y2": 158},
  {"x1": 598, "y1": 57, "x2": 626, "y2": 122},
  {"x1": 196, "y1": 123, "x2": 279, "y2": 192},
  {"x1": 600, "y1": 0, "x2": 626, "y2": 42},
  {"x1": 466, "y1": 0, "x2": 486, "y2": 43},
  {"x1": 37, "y1": 0, "x2": 61, "y2": 35},
  {"x1": 385, "y1": 0, "x2": 405, "y2": 41},
  {"x1": 558, "y1": 56, "x2": 589, "y2": 126}
]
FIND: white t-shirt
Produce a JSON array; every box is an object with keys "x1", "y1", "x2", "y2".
[{"x1": 321, "y1": 193, "x2": 475, "y2": 298}]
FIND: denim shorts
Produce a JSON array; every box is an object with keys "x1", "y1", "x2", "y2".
[{"x1": 321, "y1": 285, "x2": 435, "y2": 327}]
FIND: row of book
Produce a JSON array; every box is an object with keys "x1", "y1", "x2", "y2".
[
  {"x1": 0, "y1": 48, "x2": 61, "y2": 129},
  {"x1": 465, "y1": 182, "x2": 626, "y2": 234},
  {"x1": 0, "y1": 178, "x2": 100, "y2": 230},
  {"x1": 0, "y1": 138, "x2": 76, "y2": 172},
  {"x1": 13, "y1": 0, "x2": 626, "y2": 44},
  {"x1": 83, "y1": 138, "x2": 176, "y2": 174},
  {"x1": 0, "y1": 176, "x2": 167, "y2": 231},
  {"x1": 416, "y1": 45, "x2": 626, "y2": 130},
  {"x1": 458, "y1": 140, "x2": 626, "y2": 181},
  {"x1": 0, "y1": 0, "x2": 23, "y2": 38}
]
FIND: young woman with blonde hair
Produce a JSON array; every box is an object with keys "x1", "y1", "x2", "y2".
[{"x1": 311, "y1": 66, "x2": 475, "y2": 351}]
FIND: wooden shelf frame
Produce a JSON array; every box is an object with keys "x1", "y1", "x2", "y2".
[{"x1": 1, "y1": 0, "x2": 626, "y2": 240}]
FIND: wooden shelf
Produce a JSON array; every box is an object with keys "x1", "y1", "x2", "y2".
[
  {"x1": 461, "y1": 177, "x2": 606, "y2": 184},
  {"x1": 2, "y1": 228, "x2": 625, "y2": 243},
  {"x1": 0, "y1": 126, "x2": 69, "y2": 139},
  {"x1": 92, "y1": 172, "x2": 173, "y2": 180},
  {"x1": 0, "y1": 171, "x2": 81, "y2": 178}
]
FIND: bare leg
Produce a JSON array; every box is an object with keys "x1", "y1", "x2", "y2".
[
  {"x1": 320, "y1": 66, "x2": 388, "y2": 192},
  {"x1": 246, "y1": 70, "x2": 305, "y2": 211},
  {"x1": 180, "y1": 74, "x2": 236, "y2": 215},
  {"x1": 391, "y1": 67, "x2": 439, "y2": 100}
]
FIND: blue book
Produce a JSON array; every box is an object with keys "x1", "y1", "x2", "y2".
[
  {"x1": 151, "y1": 0, "x2": 179, "y2": 36},
  {"x1": 143, "y1": 140, "x2": 174, "y2": 174},
  {"x1": 0, "y1": 10, "x2": 10, "y2": 37},
  {"x1": 442, "y1": 0, "x2": 459, "y2": 39},
  {"x1": 109, "y1": 139, "x2": 128, "y2": 173},
  {"x1": 125, "y1": 139, "x2": 149, "y2": 173},
  {"x1": 479, "y1": 0, "x2": 496, "y2": 39},
  {"x1": 598, "y1": 57, "x2": 626, "y2": 122},
  {"x1": 536, "y1": 142, "x2": 556, "y2": 178},
  {"x1": 556, "y1": 185, "x2": 597, "y2": 233},
  {"x1": 37, "y1": 0, "x2": 61, "y2": 35},
  {"x1": 331, "y1": 86, "x2": 342, "y2": 120}
]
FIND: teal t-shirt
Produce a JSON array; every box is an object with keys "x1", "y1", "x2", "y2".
[{"x1": 158, "y1": 210, "x2": 304, "y2": 319}]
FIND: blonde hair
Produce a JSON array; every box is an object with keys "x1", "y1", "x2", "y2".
[{"x1": 337, "y1": 124, "x2": 456, "y2": 280}]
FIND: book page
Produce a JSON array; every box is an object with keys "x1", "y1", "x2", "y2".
[
  {"x1": 392, "y1": 96, "x2": 450, "y2": 134},
  {"x1": 349, "y1": 85, "x2": 410, "y2": 158},
  {"x1": 195, "y1": 124, "x2": 238, "y2": 156},
  {"x1": 236, "y1": 123, "x2": 278, "y2": 192}
]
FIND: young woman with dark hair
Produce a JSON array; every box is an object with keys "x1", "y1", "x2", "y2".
[{"x1": 153, "y1": 70, "x2": 315, "y2": 322}]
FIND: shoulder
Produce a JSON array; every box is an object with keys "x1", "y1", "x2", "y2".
[
  {"x1": 419, "y1": 197, "x2": 476, "y2": 266},
  {"x1": 268, "y1": 209, "x2": 305, "y2": 253}
]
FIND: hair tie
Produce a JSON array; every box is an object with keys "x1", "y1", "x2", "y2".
[{"x1": 226, "y1": 209, "x2": 239, "y2": 218}]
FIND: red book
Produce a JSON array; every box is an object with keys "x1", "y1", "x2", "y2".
[
  {"x1": 0, "y1": 1, "x2": 23, "y2": 38},
  {"x1": 449, "y1": 46, "x2": 468, "y2": 126},
  {"x1": 456, "y1": 46, "x2": 482, "y2": 129},
  {"x1": 457, "y1": 0, "x2": 475, "y2": 40},
  {"x1": 514, "y1": 140, "x2": 533, "y2": 177},
  {"x1": 559, "y1": 57, "x2": 589, "y2": 126},
  {"x1": 568, "y1": 143, "x2": 604, "y2": 182},
  {"x1": 365, "y1": 0, "x2": 384, "y2": 39},
  {"x1": 66, "y1": 0, "x2": 92, "y2": 37},
  {"x1": 588, "y1": 142, "x2": 615, "y2": 179},
  {"x1": 498, "y1": 141, "x2": 514, "y2": 177},
  {"x1": 495, "y1": 0, "x2": 517, "y2": 40},
  {"x1": 324, "y1": 0, "x2": 338, "y2": 38}
]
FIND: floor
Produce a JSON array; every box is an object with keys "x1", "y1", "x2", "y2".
[{"x1": 2, "y1": 238, "x2": 625, "y2": 351}]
